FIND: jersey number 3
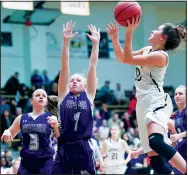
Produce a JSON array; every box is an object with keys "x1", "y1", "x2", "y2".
[{"x1": 29, "y1": 133, "x2": 39, "y2": 151}]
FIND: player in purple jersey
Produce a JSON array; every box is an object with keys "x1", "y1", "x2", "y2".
[
  {"x1": 52, "y1": 20, "x2": 100, "y2": 174},
  {"x1": 1, "y1": 89, "x2": 59, "y2": 174},
  {"x1": 169, "y1": 85, "x2": 187, "y2": 160}
]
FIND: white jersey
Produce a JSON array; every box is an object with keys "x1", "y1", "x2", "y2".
[
  {"x1": 104, "y1": 138, "x2": 125, "y2": 167},
  {"x1": 135, "y1": 46, "x2": 169, "y2": 99}
]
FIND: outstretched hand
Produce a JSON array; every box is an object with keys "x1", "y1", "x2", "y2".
[
  {"x1": 106, "y1": 21, "x2": 119, "y2": 40},
  {"x1": 62, "y1": 20, "x2": 78, "y2": 41},
  {"x1": 86, "y1": 24, "x2": 100, "y2": 43},
  {"x1": 127, "y1": 17, "x2": 141, "y2": 33}
]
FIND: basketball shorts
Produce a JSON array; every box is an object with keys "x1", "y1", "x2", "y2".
[{"x1": 136, "y1": 93, "x2": 173, "y2": 153}]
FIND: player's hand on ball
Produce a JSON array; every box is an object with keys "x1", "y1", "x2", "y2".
[
  {"x1": 170, "y1": 134, "x2": 181, "y2": 143},
  {"x1": 62, "y1": 20, "x2": 78, "y2": 41},
  {"x1": 127, "y1": 17, "x2": 141, "y2": 33},
  {"x1": 86, "y1": 24, "x2": 100, "y2": 44},
  {"x1": 1, "y1": 129, "x2": 13, "y2": 142},
  {"x1": 106, "y1": 21, "x2": 119, "y2": 40},
  {"x1": 47, "y1": 116, "x2": 59, "y2": 129}
]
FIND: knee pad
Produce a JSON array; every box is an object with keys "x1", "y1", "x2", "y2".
[
  {"x1": 149, "y1": 133, "x2": 176, "y2": 161},
  {"x1": 150, "y1": 155, "x2": 172, "y2": 174},
  {"x1": 150, "y1": 156, "x2": 172, "y2": 174}
]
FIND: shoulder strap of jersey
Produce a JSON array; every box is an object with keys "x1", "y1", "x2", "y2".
[
  {"x1": 20, "y1": 113, "x2": 28, "y2": 127},
  {"x1": 143, "y1": 46, "x2": 152, "y2": 55},
  {"x1": 58, "y1": 91, "x2": 71, "y2": 107}
]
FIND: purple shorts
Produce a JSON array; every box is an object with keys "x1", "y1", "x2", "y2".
[
  {"x1": 18, "y1": 157, "x2": 53, "y2": 174},
  {"x1": 52, "y1": 139, "x2": 96, "y2": 174}
]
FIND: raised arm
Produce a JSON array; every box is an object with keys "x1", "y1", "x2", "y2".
[
  {"x1": 86, "y1": 24, "x2": 100, "y2": 103},
  {"x1": 106, "y1": 21, "x2": 146, "y2": 63},
  {"x1": 123, "y1": 18, "x2": 167, "y2": 67},
  {"x1": 1, "y1": 115, "x2": 21, "y2": 142},
  {"x1": 58, "y1": 20, "x2": 78, "y2": 100}
]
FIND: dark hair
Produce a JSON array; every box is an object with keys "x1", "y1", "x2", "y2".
[
  {"x1": 162, "y1": 23, "x2": 186, "y2": 51},
  {"x1": 47, "y1": 95, "x2": 58, "y2": 116}
]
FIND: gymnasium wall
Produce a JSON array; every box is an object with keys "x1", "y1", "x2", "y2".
[{"x1": 1, "y1": 2, "x2": 186, "y2": 90}]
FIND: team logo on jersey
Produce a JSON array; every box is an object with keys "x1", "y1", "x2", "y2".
[
  {"x1": 80, "y1": 170, "x2": 90, "y2": 174},
  {"x1": 177, "y1": 118, "x2": 184, "y2": 126}
]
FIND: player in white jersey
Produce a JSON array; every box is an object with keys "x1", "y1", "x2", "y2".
[
  {"x1": 101, "y1": 125, "x2": 131, "y2": 174},
  {"x1": 106, "y1": 18, "x2": 186, "y2": 174}
]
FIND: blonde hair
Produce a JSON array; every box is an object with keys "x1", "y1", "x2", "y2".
[
  {"x1": 70, "y1": 73, "x2": 99, "y2": 89},
  {"x1": 176, "y1": 85, "x2": 187, "y2": 95}
]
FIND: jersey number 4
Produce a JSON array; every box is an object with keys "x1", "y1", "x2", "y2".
[{"x1": 29, "y1": 133, "x2": 39, "y2": 151}]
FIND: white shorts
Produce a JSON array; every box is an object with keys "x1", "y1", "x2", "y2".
[
  {"x1": 136, "y1": 93, "x2": 173, "y2": 153},
  {"x1": 105, "y1": 165, "x2": 126, "y2": 174}
]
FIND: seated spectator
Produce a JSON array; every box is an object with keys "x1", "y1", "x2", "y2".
[
  {"x1": 9, "y1": 98, "x2": 17, "y2": 116},
  {"x1": 0, "y1": 98, "x2": 10, "y2": 115},
  {"x1": 121, "y1": 112, "x2": 131, "y2": 131},
  {"x1": 98, "y1": 119, "x2": 110, "y2": 140},
  {"x1": 1, "y1": 157, "x2": 8, "y2": 174},
  {"x1": 7, "y1": 158, "x2": 21, "y2": 174},
  {"x1": 114, "y1": 83, "x2": 126, "y2": 104},
  {"x1": 4, "y1": 72, "x2": 20, "y2": 95},
  {"x1": 28, "y1": 85, "x2": 36, "y2": 98},
  {"x1": 93, "y1": 120, "x2": 98, "y2": 136},
  {"x1": 97, "y1": 81, "x2": 115, "y2": 104},
  {"x1": 3, "y1": 150, "x2": 13, "y2": 168},
  {"x1": 126, "y1": 127, "x2": 137, "y2": 145},
  {"x1": 122, "y1": 133, "x2": 132, "y2": 145},
  {"x1": 128, "y1": 95, "x2": 137, "y2": 116},
  {"x1": 119, "y1": 121, "x2": 126, "y2": 137},
  {"x1": 99, "y1": 103, "x2": 111, "y2": 120},
  {"x1": 18, "y1": 84, "x2": 29, "y2": 97},
  {"x1": 49, "y1": 82, "x2": 58, "y2": 96},
  {"x1": 30, "y1": 69, "x2": 43, "y2": 89},
  {"x1": 1, "y1": 110, "x2": 14, "y2": 135},
  {"x1": 108, "y1": 113, "x2": 120, "y2": 128},
  {"x1": 17, "y1": 97, "x2": 28, "y2": 113},
  {"x1": 134, "y1": 127, "x2": 140, "y2": 139}
]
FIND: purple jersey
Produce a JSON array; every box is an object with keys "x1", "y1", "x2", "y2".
[
  {"x1": 20, "y1": 112, "x2": 55, "y2": 159},
  {"x1": 174, "y1": 107, "x2": 187, "y2": 160},
  {"x1": 58, "y1": 91, "x2": 93, "y2": 142}
]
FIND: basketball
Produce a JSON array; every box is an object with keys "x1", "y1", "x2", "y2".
[{"x1": 114, "y1": 1, "x2": 142, "y2": 27}]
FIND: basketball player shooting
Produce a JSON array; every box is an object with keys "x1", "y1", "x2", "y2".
[{"x1": 106, "y1": 17, "x2": 186, "y2": 174}]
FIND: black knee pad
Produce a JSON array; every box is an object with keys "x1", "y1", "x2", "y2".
[
  {"x1": 149, "y1": 133, "x2": 176, "y2": 161},
  {"x1": 150, "y1": 155, "x2": 172, "y2": 174}
]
